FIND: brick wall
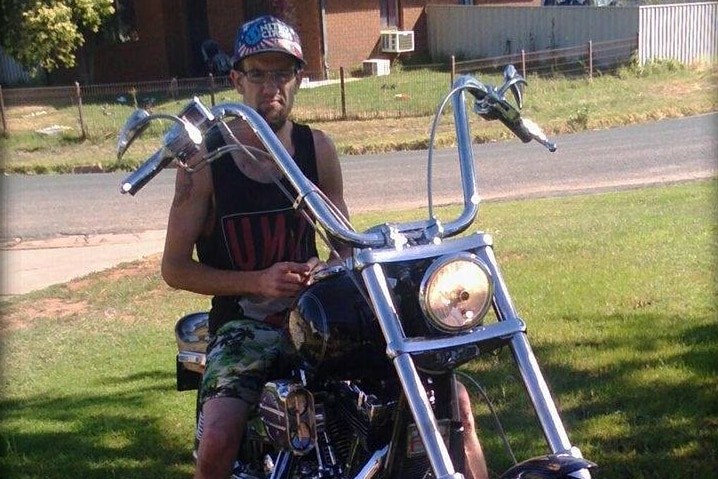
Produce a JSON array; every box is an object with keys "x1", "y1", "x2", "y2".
[
  {"x1": 323, "y1": 0, "x2": 463, "y2": 73},
  {"x1": 50, "y1": 0, "x2": 541, "y2": 86},
  {"x1": 163, "y1": 0, "x2": 191, "y2": 78},
  {"x1": 323, "y1": 1, "x2": 382, "y2": 72},
  {"x1": 295, "y1": 7, "x2": 324, "y2": 77},
  {"x1": 93, "y1": 1, "x2": 174, "y2": 83},
  {"x1": 404, "y1": 0, "x2": 460, "y2": 62},
  {"x1": 48, "y1": 1, "x2": 173, "y2": 84},
  {"x1": 207, "y1": 0, "x2": 246, "y2": 58}
]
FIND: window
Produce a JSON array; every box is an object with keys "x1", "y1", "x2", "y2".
[{"x1": 379, "y1": 0, "x2": 399, "y2": 29}]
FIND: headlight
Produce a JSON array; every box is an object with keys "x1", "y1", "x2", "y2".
[{"x1": 419, "y1": 253, "x2": 493, "y2": 333}]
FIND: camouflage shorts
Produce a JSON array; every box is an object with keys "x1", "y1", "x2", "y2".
[{"x1": 199, "y1": 319, "x2": 289, "y2": 407}]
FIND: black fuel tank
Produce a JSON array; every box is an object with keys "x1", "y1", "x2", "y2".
[{"x1": 287, "y1": 270, "x2": 391, "y2": 380}]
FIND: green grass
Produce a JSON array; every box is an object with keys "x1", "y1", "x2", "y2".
[
  {"x1": 1, "y1": 180, "x2": 716, "y2": 478},
  {"x1": 460, "y1": 182, "x2": 718, "y2": 477}
]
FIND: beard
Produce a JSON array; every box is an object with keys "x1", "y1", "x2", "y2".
[
  {"x1": 256, "y1": 94, "x2": 294, "y2": 132},
  {"x1": 257, "y1": 105, "x2": 288, "y2": 132},
  {"x1": 268, "y1": 118, "x2": 287, "y2": 132}
]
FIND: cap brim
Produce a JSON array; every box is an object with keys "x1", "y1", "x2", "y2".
[{"x1": 231, "y1": 49, "x2": 306, "y2": 68}]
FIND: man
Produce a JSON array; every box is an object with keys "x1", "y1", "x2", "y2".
[
  {"x1": 161, "y1": 15, "x2": 488, "y2": 479},
  {"x1": 162, "y1": 15, "x2": 348, "y2": 479}
]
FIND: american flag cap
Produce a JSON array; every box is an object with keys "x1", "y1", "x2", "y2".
[{"x1": 232, "y1": 15, "x2": 305, "y2": 66}]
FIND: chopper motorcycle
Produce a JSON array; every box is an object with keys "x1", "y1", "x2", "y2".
[{"x1": 118, "y1": 65, "x2": 596, "y2": 479}]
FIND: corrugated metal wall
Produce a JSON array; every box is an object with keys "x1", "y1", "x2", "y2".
[
  {"x1": 638, "y1": 3, "x2": 718, "y2": 64},
  {"x1": 427, "y1": 5, "x2": 639, "y2": 59},
  {"x1": 427, "y1": 2, "x2": 717, "y2": 65}
]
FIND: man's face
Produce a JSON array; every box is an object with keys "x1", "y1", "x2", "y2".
[{"x1": 231, "y1": 52, "x2": 303, "y2": 131}]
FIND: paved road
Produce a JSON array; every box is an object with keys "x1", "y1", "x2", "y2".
[{"x1": 1, "y1": 113, "x2": 716, "y2": 296}]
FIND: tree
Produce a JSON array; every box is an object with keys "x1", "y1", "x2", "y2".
[{"x1": 0, "y1": 0, "x2": 115, "y2": 74}]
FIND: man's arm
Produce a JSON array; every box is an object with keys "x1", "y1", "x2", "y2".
[
  {"x1": 161, "y1": 164, "x2": 313, "y2": 298},
  {"x1": 312, "y1": 129, "x2": 352, "y2": 260}
]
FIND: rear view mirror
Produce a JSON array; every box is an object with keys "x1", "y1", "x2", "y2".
[{"x1": 117, "y1": 109, "x2": 151, "y2": 159}]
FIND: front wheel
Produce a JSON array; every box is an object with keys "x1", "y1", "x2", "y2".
[{"x1": 381, "y1": 373, "x2": 472, "y2": 479}]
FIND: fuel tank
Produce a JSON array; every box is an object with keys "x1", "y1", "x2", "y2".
[{"x1": 287, "y1": 269, "x2": 392, "y2": 380}]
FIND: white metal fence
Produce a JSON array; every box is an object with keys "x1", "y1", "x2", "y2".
[
  {"x1": 427, "y1": 2, "x2": 718, "y2": 65},
  {"x1": 638, "y1": 2, "x2": 718, "y2": 64}
]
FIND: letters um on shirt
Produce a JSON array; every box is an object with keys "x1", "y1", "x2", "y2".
[{"x1": 221, "y1": 206, "x2": 314, "y2": 270}]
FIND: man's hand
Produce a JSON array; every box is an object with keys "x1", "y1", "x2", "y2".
[{"x1": 257, "y1": 259, "x2": 320, "y2": 298}]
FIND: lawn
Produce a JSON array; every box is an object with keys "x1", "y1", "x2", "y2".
[{"x1": 1, "y1": 179, "x2": 716, "y2": 478}]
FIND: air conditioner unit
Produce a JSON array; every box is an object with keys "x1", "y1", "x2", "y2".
[
  {"x1": 363, "y1": 59, "x2": 391, "y2": 76},
  {"x1": 380, "y1": 30, "x2": 415, "y2": 53}
]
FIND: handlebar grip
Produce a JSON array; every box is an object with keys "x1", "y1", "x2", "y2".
[
  {"x1": 486, "y1": 98, "x2": 533, "y2": 143},
  {"x1": 120, "y1": 148, "x2": 173, "y2": 195},
  {"x1": 498, "y1": 116, "x2": 533, "y2": 143},
  {"x1": 468, "y1": 86, "x2": 533, "y2": 144}
]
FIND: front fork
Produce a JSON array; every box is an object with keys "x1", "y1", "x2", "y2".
[
  {"x1": 482, "y1": 244, "x2": 588, "y2": 467},
  {"x1": 361, "y1": 259, "x2": 590, "y2": 479}
]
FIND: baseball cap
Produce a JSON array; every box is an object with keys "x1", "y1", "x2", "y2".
[{"x1": 232, "y1": 15, "x2": 305, "y2": 67}]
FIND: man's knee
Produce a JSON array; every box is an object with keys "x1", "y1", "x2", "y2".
[
  {"x1": 198, "y1": 422, "x2": 240, "y2": 452},
  {"x1": 197, "y1": 397, "x2": 249, "y2": 458},
  {"x1": 457, "y1": 380, "x2": 476, "y2": 431},
  {"x1": 195, "y1": 419, "x2": 243, "y2": 478}
]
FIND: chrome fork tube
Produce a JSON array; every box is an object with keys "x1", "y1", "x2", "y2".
[
  {"x1": 362, "y1": 263, "x2": 464, "y2": 479},
  {"x1": 509, "y1": 333, "x2": 573, "y2": 452},
  {"x1": 268, "y1": 449, "x2": 292, "y2": 479},
  {"x1": 482, "y1": 246, "x2": 583, "y2": 459}
]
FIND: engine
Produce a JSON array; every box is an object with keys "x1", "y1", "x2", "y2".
[{"x1": 255, "y1": 378, "x2": 398, "y2": 478}]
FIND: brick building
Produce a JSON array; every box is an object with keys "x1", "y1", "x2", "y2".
[{"x1": 53, "y1": 0, "x2": 533, "y2": 85}]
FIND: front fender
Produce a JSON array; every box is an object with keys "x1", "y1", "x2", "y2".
[{"x1": 499, "y1": 453, "x2": 597, "y2": 479}]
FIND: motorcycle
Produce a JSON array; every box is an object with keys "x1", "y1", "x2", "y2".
[
  {"x1": 117, "y1": 65, "x2": 596, "y2": 479},
  {"x1": 201, "y1": 39, "x2": 233, "y2": 76}
]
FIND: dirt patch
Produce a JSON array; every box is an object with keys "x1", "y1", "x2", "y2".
[
  {"x1": 67, "y1": 255, "x2": 161, "y2": 292},
  {"x1": 106, "y1": 255, "x2": 161, "y2": 279},
  {"x1": 1, "y1": 256, "x2": 165, "y2": 333},
  {"x1": 1, "y1": 297, "x2": 90, "y2": 333}
]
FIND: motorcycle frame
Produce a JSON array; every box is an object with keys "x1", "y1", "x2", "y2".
[
  {"x1": 228, "y1": 77, "x2": 585, "y2": 478},
  {"x1": 120, "y1": 72, "x2": 590, "y2": 479}
]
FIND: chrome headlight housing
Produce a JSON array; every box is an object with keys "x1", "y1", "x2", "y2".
[{"x1": 419, "y1": 253, "x2": 494, "y2": 333}]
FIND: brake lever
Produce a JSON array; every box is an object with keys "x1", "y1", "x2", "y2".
[{"x1": 497, "y1": 64, "x2": 527, "y2": 110}]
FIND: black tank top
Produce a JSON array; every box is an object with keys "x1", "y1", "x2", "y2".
[{"x1": 197, "y1": 122, "x2": 320, "y2": 333}]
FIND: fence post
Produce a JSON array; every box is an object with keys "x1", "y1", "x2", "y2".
[
  {"x1": 588, "y1": 41, "x2": 594, "y2": 82},
  {"x1": 170, "y1": 77, "x2": 178, "y2": 100},
  {"x1": 521, "y1": 50, "x2": 527, "y2": 78},
  {"x1": 209, "y1": 73, "x2": 216, "y2": 106},
  {"x1": 0, "y1": 85, "x2": 7, "y2": 137},
  {"x1": 130, "y1": 87, "x2": 138, "y2": 108},
  {"x1": 75, "y1": 82, "x2": 88, "y2": 140},
  {"x1": 340, "y1": 67, "x2": 347, "y2": 120},
  {"x1": 450, "y1": 55, "x2": 455, "y2": 87}
]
